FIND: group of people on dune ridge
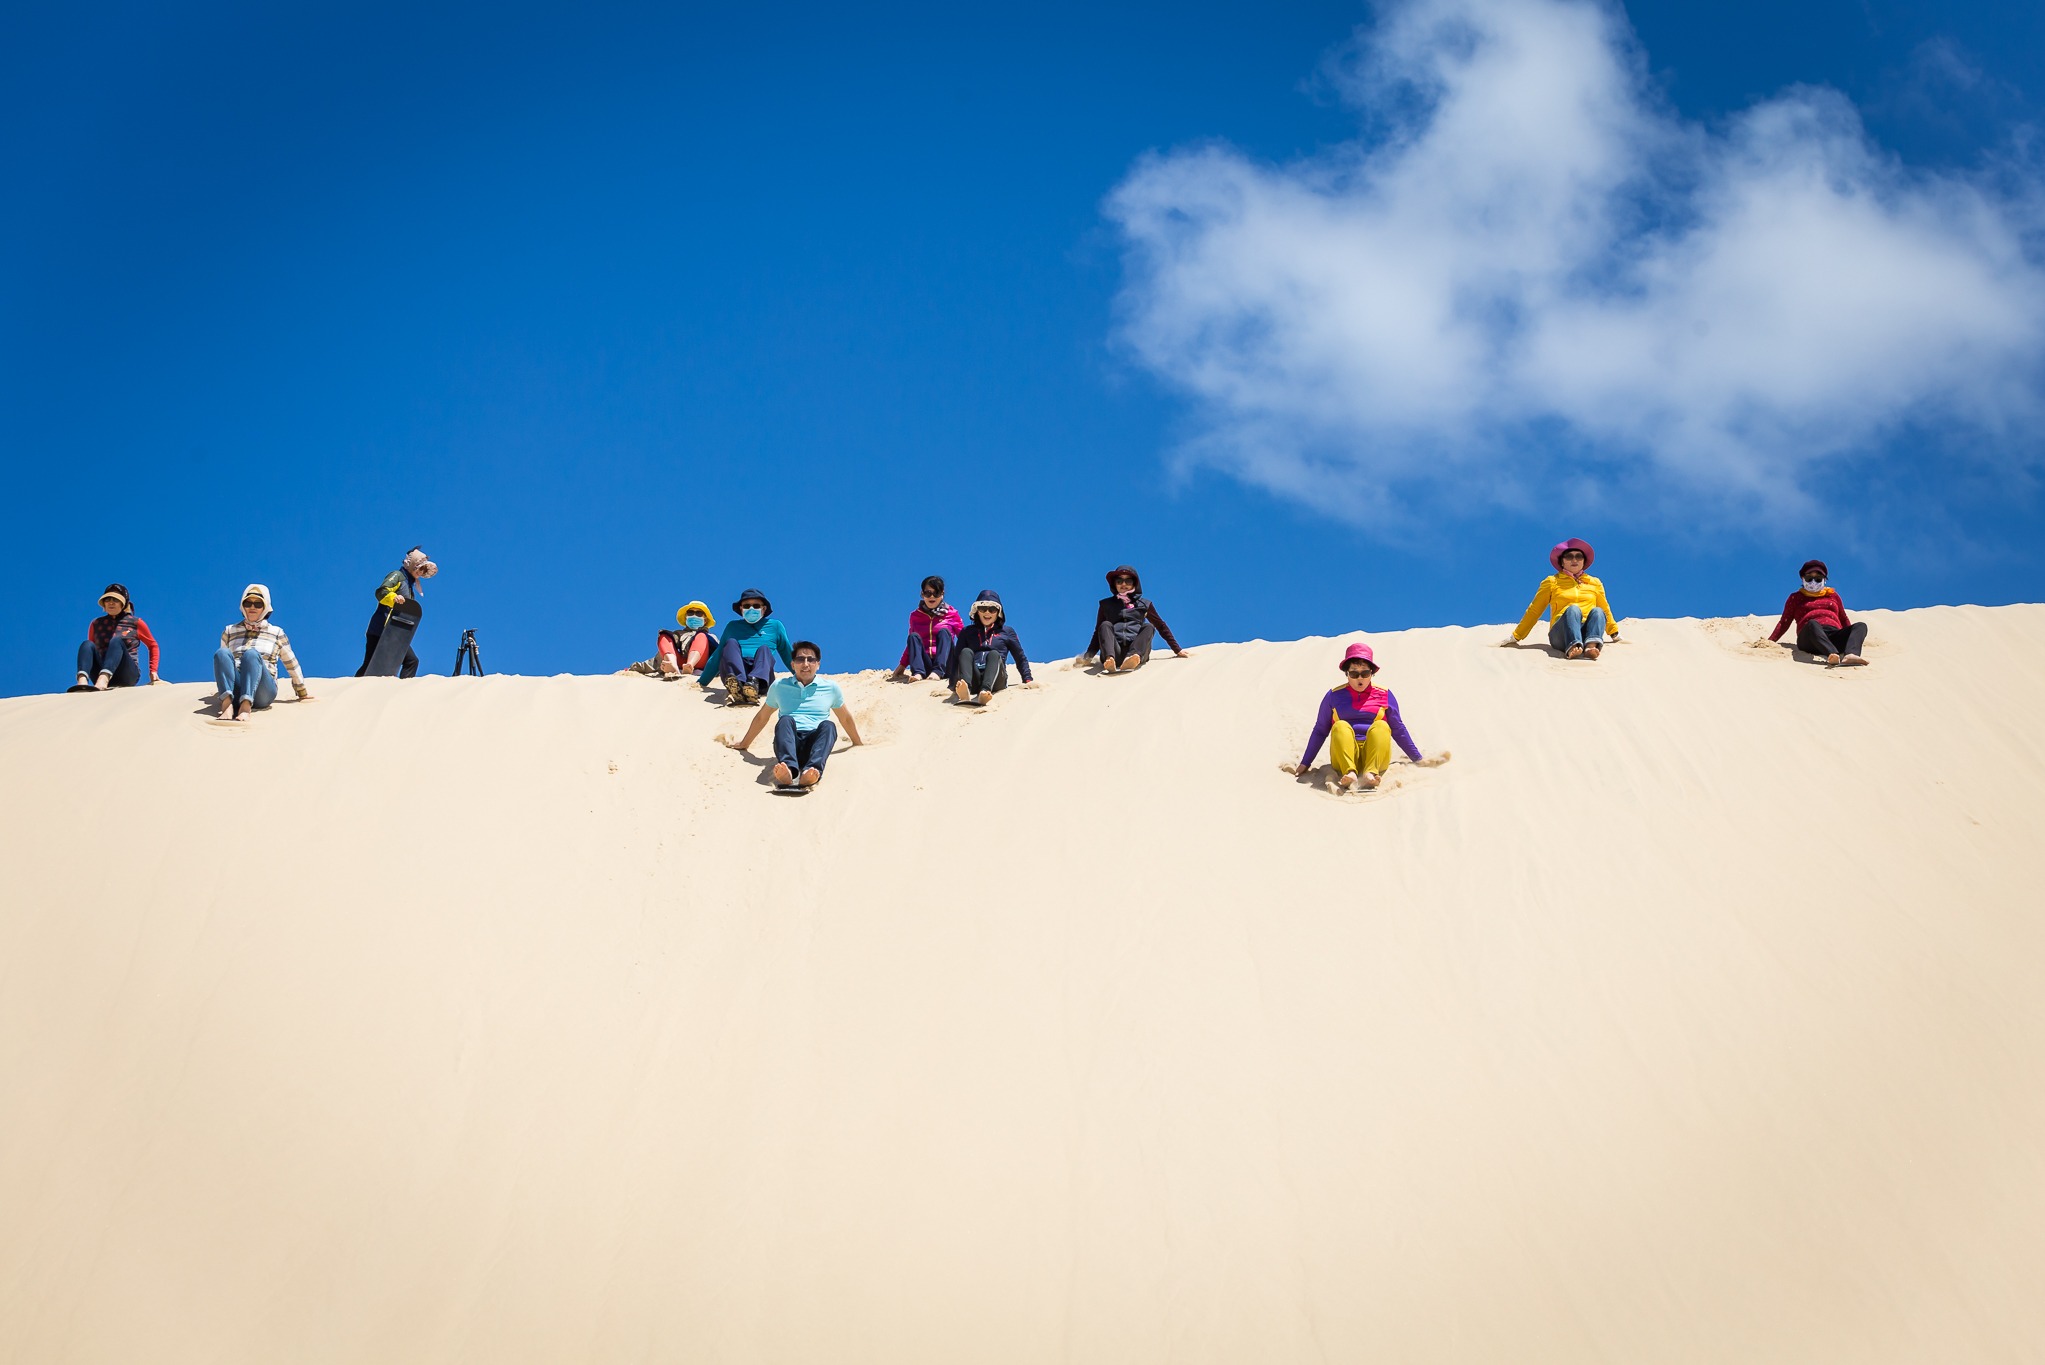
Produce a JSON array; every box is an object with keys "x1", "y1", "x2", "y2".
[{"x1": 69, "y1": 542, "x2": 1869, "y2": 794}]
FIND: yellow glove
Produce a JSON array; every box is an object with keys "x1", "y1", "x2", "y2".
[{"x1": 379, "y1": 590, "x2": 401, "y2": 609}]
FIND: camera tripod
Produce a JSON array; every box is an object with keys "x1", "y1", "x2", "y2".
[{"x1": 452, "y1": 629, "x2": 484, "y2": 677}]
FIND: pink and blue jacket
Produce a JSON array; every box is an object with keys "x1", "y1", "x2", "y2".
[
  {"x1": 1299, "y1": 684, "x2": 1423, "y2": 770},
  {"x1": 899, "y1": 603, "x2": 964, "y2": 669}
]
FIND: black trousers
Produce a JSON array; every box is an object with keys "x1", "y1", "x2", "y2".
[
  {"x1": 356, "y1": 631, "x2": 419, "y2": 679},
  {"x1": 1096, "y1": 619, "x2": 1155, "y2": 665},
  {"x1": 958, "y1": 649, "x2": 1009, "y2": 693},
  {"x1": 1797, "y1": 620, "x2": 1867, "y2": 659}
]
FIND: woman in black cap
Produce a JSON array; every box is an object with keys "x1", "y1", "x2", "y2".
[
  {"x1": 73, "y1": 583, "x2": 160, "y2": 691},
  {"x1": 1764, "y1": 559, "x2": 1868, "y2": 666}
]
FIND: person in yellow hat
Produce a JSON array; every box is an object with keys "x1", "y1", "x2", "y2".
[{"x1": 657, "y1": 600, "x2": 718, "y2": 679}]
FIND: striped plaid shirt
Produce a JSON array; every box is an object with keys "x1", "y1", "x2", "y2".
[{"x1": 219, "y1": 620, "x2": 308, "y2": 694}]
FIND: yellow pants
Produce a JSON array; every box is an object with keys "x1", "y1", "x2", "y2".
[{"x1": 1330, "y1": 715, "x2": 1393, "y2": 778}]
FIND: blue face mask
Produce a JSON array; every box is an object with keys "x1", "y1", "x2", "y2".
[
  {"x1": 742, "y1": 607, "x2": 764, "y2": 624},
  {"x1": 684, "y1": 614, "x2": 705, "y2": 628}
]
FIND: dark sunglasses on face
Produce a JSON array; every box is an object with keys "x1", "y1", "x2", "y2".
[
  {"x1": 242, "y1": 601, "x2": 264, "y2": 610},
  {"x1": 793, "y1": 655, "x2": 819, "y2": 665},
  {"x1": 1803, "y1": 577, "x2": 1824, "y2": 584},
  {"x1": 1345, "y1": 666, "x2": 1374, "y2": 678}
]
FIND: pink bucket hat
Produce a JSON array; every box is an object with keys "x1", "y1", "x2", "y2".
[
  {"x1": 1340, "y1": 642, "x2": 1377, "y2": 670},
  {"x1": 1549, "y1": 537, "x2": 1595, "y2": 570}
]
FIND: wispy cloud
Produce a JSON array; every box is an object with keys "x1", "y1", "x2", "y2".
[{"x1": 1107, "y1": 0, "x2": 2045, "y2": 526}]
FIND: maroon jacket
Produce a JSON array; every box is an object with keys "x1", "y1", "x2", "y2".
[{"x1": 1769, "y1": 589, "x2": 1851, "y2": 641}]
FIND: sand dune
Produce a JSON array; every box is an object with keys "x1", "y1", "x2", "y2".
[{"x1": 4, "y1": 605, "x2": 2045, "y2": 1364}]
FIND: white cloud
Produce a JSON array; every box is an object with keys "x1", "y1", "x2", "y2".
[{"x1": 1107, "y1": 0, "x2": 2045, "y2": 525}]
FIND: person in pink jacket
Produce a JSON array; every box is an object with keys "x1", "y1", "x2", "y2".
[{"x1": 892, "y1": 575, "x2": 963, "y2": 681}]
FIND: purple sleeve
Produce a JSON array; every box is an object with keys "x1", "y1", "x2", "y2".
[
  {"x1": 1384, "y1": 692, "x2": 1422, "y2": 762},
  {"x1": 1299, "y1": 691, "x2": 1337, "y2": 769}
]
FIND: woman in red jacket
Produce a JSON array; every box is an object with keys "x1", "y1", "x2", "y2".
[{"x1": 1768, "y1": 559, "x2": 1867, "y2": 666}]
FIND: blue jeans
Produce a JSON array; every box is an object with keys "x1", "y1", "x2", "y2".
[
  {"x1": 1548, "y1": 605, "x2": 1607, "y2": 653},
  {"x1": 720, "y1": 637, "x2": 776, "y2": 690},
  {"x1": 773, "y1": 715, "x2": 838, "y2": 781},
  {"x1": 76, "y1": 637, "x2": 142, "y2": 686},
  {"x1": 213, "y1": 646, "x2": 278, "y2": 708},
  {"x1": 904, "y1": 629, "x2": 958, "y2": 679}
]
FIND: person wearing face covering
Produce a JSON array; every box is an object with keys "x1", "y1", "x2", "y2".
[
  {"x1": 74, "y1": 583, "x2": 161, "y2": 690},
  {"x1": 893, "y1": 575, "x2": 963, "y2": 681},
  {"x1": 631, "y1": 600, "x2": 718, "y2": 679},
  {"x1": 212, "y1": 583, "x2": 314, "y2": 721},
  {"x1": 355, "y1": 545, "x2": 438, "y2": 678},
  {"x1": 699, "y1": 588, "x2": 795, "y2": 704},
  {"x1": 1075, "y1": 564, "x2": 1188, "y2": 673},
  {"x1": 1766, "y1": 559, "x2": 1867, "y2": 666},
  {"x1": 1504, "y1": 538, "x2": 1619, "y2": 659},
  {"x1": 1281, "y1": 643, "x2": 1443, "y2": 792}
]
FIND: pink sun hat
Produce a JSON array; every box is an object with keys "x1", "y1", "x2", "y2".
[
  {"x1": 1549, "y1": 537, "x2": 1595, "y2": 570},
  {"x1": 1340, "y1": 642, "x2": 1377, "y2": 670}
]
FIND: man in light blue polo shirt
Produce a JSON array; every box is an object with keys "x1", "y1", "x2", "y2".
[{"x1": 720, "y1": 639, "x2": 865, "y2": 789}]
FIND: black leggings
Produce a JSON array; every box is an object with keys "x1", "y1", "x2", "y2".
[
  {"x1": 1797, "y1": 620, "x2": 1867, "y2": 659},
  {"x1": 1096, "y1": 620, "x2": 1155, "y2": 666}
]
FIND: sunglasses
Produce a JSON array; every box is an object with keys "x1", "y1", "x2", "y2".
[
  {"x1": 1802, "y1": 577, "x2": 1825, "y2": 584},
  {"x1": 921, "y1": 591, "x2": 943, "y2": 599},
  {"x1": 793, "y1": 655, "x2": 819, "y2": 665},
  {"x1": 242, "y1": 600, "x2": 265, "y2": 609},
  {"x1": 1345, "y1": 666, "x2": 1375, "y2": 677}
]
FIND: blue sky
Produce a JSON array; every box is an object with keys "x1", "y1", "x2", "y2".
[{"x1": 4, "y1": 0, "x2": 2042, "y2": 694}]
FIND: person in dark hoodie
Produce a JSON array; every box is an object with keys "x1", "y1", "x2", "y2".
[
  {"x1": 1760, "y1": 559, "x2": 1868, "y2": 666},
  {"x1": 1076, "y1": 565, "x2": 1187, "y2": 673},
  {"x1": 73, "y1": 583, "x2": 161, "y2": 691},
  {"x1": 947, "y1": 589, "x2": 1038, "y2": 704}
]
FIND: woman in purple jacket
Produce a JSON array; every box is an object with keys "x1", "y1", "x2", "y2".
[{"x1": 1282, "y1": 643, "x2": 1448, "y2": 792}]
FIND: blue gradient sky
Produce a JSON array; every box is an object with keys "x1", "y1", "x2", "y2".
[{"x1": 4, "y1": 0, "x2": 2041, "y2": 694}]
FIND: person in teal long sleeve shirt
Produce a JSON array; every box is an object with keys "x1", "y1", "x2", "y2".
[{"x1": 700, "y1": 587, "x2": 796, "y2": 704}]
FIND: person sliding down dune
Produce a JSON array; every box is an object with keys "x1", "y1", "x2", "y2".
[
  {"x1": 73, "y1": 583, "x2": 160, "y2": 691},
  {"x1": 1503, "y1": 538, "x2": 1620, "y2": 659},
  {"x1": 1075, "y1": 565, "x2": 1188, "y2": 673},
  {"x1": 892, "y1": 576, "x2": 962, "y2": 682},
  {"x1": 699, "y1": 588, "x2": 795, "y2": 705},
  {"x1": 1281, "y1": 643, "x2": 1446, "y2": 793},
  {"x1": 1761, "y1": 560, "x2": 1868, "y2": 666},
  {"x1": 946, "y1": 589, "x2": 1038, "y2": 705},
  {"x1": 212, "y1": 584, "x2": 313, "y2": 721},
  {"x1": 719, "y1": 641, "x2": 864, "y2": 790}
]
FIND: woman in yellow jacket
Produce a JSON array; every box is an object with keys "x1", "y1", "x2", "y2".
[{"x1": 1503, "y1": 538, "x2": 1619, "y2": 659}]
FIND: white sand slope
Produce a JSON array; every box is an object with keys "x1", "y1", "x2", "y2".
[{"x1": 4, "y1": 605, "x2": 2045, "y2": 1364}]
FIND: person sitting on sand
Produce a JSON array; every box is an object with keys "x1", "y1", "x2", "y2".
[
  {"x1": 700, "y1": 588, "x2": 795, "y2": 705},
  {"x1": 74, "y1": 583, "x2": 160, "y2": 691},
  {"x1": 634, "y1": 600, "x2": 717, "y2": 680},
  {"x1": 893, "y1": 576, "x2": 963, "y2": 682},
  {"x1": 1504, "y1": 538, "x2": 1619, "y2": 659},
  {"x1": 1282, "y1": 643, "x2": 1440, "y2": 792},
  {"x1": 720, "y1": 640, "x2": 864, "y2": 788},
  {"x1": 1764, "y1": 559, "x2": 1867, "y2": 667},
  {"x1": 947, "y1": 589, "x2": 1037, "y2": 704},
  {"x1": 356, "y1": 546, "x2": 436, "y2": 678},
  {"x1": 1076, "y1": 564, "x2": 1188, "y2": 673},
  {"x1": 212, "y1": 583, "x2": 314, "y2": 721}
]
